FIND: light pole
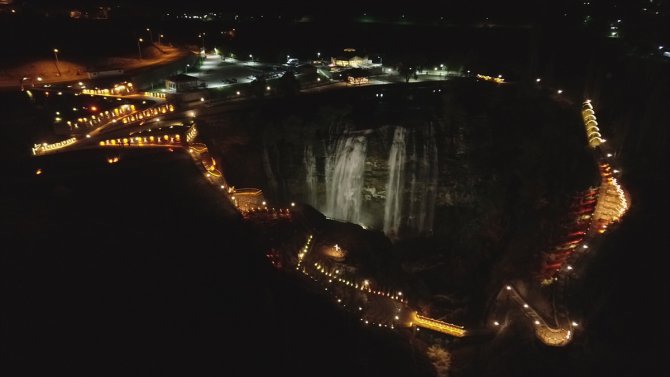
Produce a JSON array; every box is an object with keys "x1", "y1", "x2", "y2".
[
  {"x1": 146, "y1": 28, "x2": 153, "y2": 43},
  {"x1": 137, "y1": 38, "x2": 143, "y2": 60},
  {"x1": 185, "y1": 64, "x2": 190, "y2": 74},
  {"x1": 199, "y1": 33, "x2": 205, "y2": 51},
  {"x1": 53, "y1": 48, "x2": 61, "y2": 76},
  {"x1": 159, "y1": 34, "x2": 164, "y2": 45}
]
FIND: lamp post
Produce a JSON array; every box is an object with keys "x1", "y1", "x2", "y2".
[
  {"x1": 53, "y1": 48, "x2": 61, "y2": 76},
  {"x1": 199, "y1": 33, "x2": 205, "y2": 50},
  {"x1": 137, "y1": 38, "x2": 143, "y2": 60},
  {"x1": 146, "y1": 28, "x2": 153, "y2": 43},
  {"x1": 185, "y1": 64, "x2": 190, "y2": 74},
  {"x1": 159, "y1": 34, "x2": 164, "y2": 45}
]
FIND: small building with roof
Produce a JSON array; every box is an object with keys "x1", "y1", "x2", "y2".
[
  {"x1": 331, "y1": 48, "x2": 372, "y2": 68},
  {"x1": 165, "y1": 74, "x2": 199, "y2": 92}
]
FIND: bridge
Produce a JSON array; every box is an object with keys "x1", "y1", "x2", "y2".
[{"x1": 410, "y1": 312, "x2": 467, "y2": 337}]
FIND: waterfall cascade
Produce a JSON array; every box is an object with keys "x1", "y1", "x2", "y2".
[
  {"x1": 303, "y1": 145, "x2": 318, "y2": 206},
  {"x1": 303, "y1": 125, "x2": 439, "y2": 239},
  {"x1": 406, "y1": 125, "x2": 438, "y2": 235},
  {"x1": 324, "y1": 134, "x2": 368, "y2": 224},
  {"x1": 383, "y1": 127, "x2": 407, "y2": 237},
  {"x1": 262, "y1": 146, "x2": 279, "y2": 196}
]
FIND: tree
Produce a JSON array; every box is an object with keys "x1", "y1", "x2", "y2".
[
  {"x1": 398, "y1": 63, "x2": 414, "y2": 83},
  {"x1": 276, "y1": 71, "x2": 299, "y2": 96},
  {"x1": 249, "y1": 77, "x2": 267, "y2": 98}
]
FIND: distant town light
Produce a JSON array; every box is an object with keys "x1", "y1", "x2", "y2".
[
  {"x1": 506, "y1": 285, "x2": 511, "y2": 290},
  {"x1": 536, "y1": 78, "x2": 541, "y2": 82},
  {"x1": 572, "y1": 321, "x2": 579, "y2": 327},
  {"x1": 534, "y1": 320, "x2": 540, "y2": 325},
  {"x1": 493, "y1": 321, "x2": 500, "y2": 326},
  {"x1": 557, "y1": 89, "x2": 563, "y2": 94}
]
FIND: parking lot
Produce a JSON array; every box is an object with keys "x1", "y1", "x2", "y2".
[{"x1": 186, "y1": 54, "x2": 288, "y2": 89}]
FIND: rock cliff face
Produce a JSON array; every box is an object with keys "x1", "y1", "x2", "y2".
[
  {"x1": 201, "y1": 81, "x2": 597, "y2": 321},
  {"x1": 245, "y1": 104, "x2": 484, "y2": 239},
  {"x1": 288, "y1": 122, "x2": 471, "y2": 238},
  {"x1": 201, "y1": 82, "x2": 596, "y2": 247}
]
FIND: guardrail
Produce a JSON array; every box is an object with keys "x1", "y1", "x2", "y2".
[{"x1": 32, "y1": 137, "x2": 77, "y2": 155}]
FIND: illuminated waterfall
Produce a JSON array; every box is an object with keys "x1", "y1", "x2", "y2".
[
  {"x1": 262, "y1": 146, "x2": 279, "y2": 196},
  {"x1": 383, "y1": 127, "x2": 407, "y2": 237},
  {"x1": 304, "y1": 145, "x2": 318, "y2": 206},
  {"x1": 407, "y1": 125, "x2": 438, "y2": 235},
  {"x1": 325, "y1": 134, "x2": 367, "y2": 223}
]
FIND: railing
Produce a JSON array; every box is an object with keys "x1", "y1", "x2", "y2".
[
  {"x1": 582, "y1": 100, "x2": 605, "y2": 148},
  {"x1": 119, "y1": 104, "x2": 174, "y2": 125},
  {"x1": 411, "y1": 312, "x2": 467, "y2": 337},
  {"x1": 185, "y1": 124, "x2": 198, "y2": 143},
  {"x1": 143, "y1": 91, "x2": 167, "y2": 99},
  {"x1": 32, "y1": 137, "x2": 77, "y2": 155},
  {"x1": 98, "y1": 133, "x2": 181, "y2": 147}
]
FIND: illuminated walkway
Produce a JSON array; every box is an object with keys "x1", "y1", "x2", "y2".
[
  {"x1": 410, "y1": 312, "x2": 467, "y2": 337},
  {"x1": 496, "y1": 285, "x2": 574, "y2": 346},
  {"x1": 498, "y1": 100, "x2": 629, "y2": 346}
]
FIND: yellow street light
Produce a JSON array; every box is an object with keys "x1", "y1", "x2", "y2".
[
  {"x1": 137, "y1": 38, "x2": 143, "y2": 60},
  {"x1": 54, "y1": 48, "x2": 60, "y2": 76}
]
